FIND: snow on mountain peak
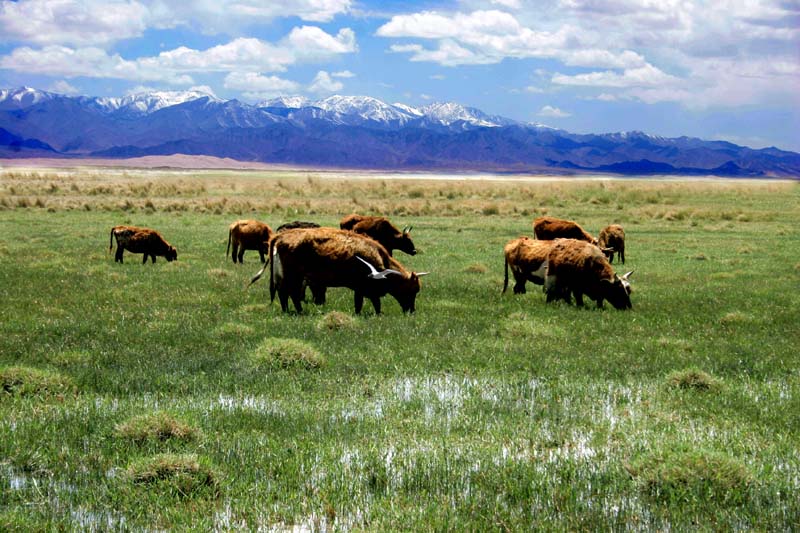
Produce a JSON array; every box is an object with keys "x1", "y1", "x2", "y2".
[
  {"x1": 94, "y1": 89, "x2": 221, "y2": 115},
  {"x1": 0, "y1": 87, "x2": 56, "y2": 109},
  {"x1": 420, "y1": 102, "x2": 499, "y2": 127},
  {"x1": 260, "y1": 96, "x2": 311, "y2": 109}
]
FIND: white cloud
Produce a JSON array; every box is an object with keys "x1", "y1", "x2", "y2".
[
  {"x1": 491, "y1": 0, "x2": 522, "y2": 8},
  {"x1": 0, "y1": 0, "x2": 150, "y2": 46},
  {"x1": 0, "y1": 27, "x2": 357, "y2": 84},
  {"x1": 47, "y1": 79, "x2": 81, "y2": 95},
  {"x1": 308, "y1": 70, "x2": 343, "y2": 94},
  {"x1": 332, "y1": 70, "x2": 355, "y2": 78},
  {"x1": 551, "y1": 63, "x2": 679, "y2": 88},
  {"x1": 538, "y1": 105, "x2": 571, "y2": 118},
  {"x1": 224, "y1": 72, "x2": 301, "y2": 95}
]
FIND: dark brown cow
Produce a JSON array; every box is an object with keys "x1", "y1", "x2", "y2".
[
  {"x1": 503, "y1": 237, "x2": 555, "y2": 294},
  {"x1": 544, "y1": 239, "x2": 633, "y2": 309},
  {"x1": 109, "y1": 225, "x2": 177, "y2": 264},
  {"x1": 533, "y1": 216, "x2": 597, "y2": 244},
  {"x1": 276, "y1": 220, "x2": 321, "y2": 232},
  {"x1": 269, "y1": 228, "x2": 427, "y2": 314},
  {"x1": 339, "y1": 213, "x2": 416, "y2": 256},
  {"x1": 227, "y1": 219, "x2": 272, "y2": 264},
  {"x1": 598, "y1": 224, "x2": 626, "y2": 264}
]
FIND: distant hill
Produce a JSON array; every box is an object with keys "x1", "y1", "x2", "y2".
[{"x1": 1, "y1": 87, "x2": 798, "y2": 177}]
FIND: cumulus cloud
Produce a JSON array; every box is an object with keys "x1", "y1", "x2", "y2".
[
  {"x1": 224, "y1": 72, "x2": 301, "y2": 94},
  {"x1": 308, "y1": 70, "x2": 343, "y2": 94},
  {"x1": 332, "y1": 70, "x2": 355, "y2": 78},
  {"x1": 0, "y1": 27, "x2": 357, "y2": 84},
  {"x1": 47, "y1": 80, "x2": 81, "y2": 95},
  {"x1": 0, "y1": 0, "x2": 150, "y2": 46},
  {"x1": 551, "y1": 63, "x2": 679, "y2": 88},
  {"x1": 538, "y1": 105, "x2": 571, "y2": 118}
]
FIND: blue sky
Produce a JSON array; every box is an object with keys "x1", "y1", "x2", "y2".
[{"x1": 1, "y1": 0, "x2": 798, "y2": 151}]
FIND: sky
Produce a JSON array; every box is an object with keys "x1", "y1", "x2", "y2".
[{"x1": 0, "y1": 0, "x2": 798, "y2": 151}]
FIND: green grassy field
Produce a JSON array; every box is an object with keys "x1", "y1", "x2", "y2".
[{"x1": 1, "y1": 168, "x2": 798, "y2": 530}]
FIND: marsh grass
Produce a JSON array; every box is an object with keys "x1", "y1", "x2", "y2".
[
  {"x1": 0, "y1": 168, "x2": 797, "y2": 530},
  {"x1": 125, "y1": 453, "x2": 219, "y2": 499},
  {"x1": 666, "y1": 368, "x2": 720, "y2": 391},
  {"x1": 114, "y1": 412, "x2": 202, "y2": 443},
  {"x1": 252, "y1": 338, "x2": 326, "y2": 369},
  {"x1": 0, "y1": 366, "x2": 74, "y2": 399}
]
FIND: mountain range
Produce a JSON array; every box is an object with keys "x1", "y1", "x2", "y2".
[{"x1": 1, "y1": 87, "x2": 798, "y2": 177}]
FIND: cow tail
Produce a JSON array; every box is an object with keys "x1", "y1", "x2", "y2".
[
  {"x1": 269, "y1": 239, "x2": 276, "y2": 302},
  {"x1": 109, "y1": 227, "x2": 115, "y2": 253},
  {"x1": 502, "y1": 255, "x2": 509, "y2": 293},
  {"x1": 226, "y1": 227, "x2": 232, "y2": 257}
]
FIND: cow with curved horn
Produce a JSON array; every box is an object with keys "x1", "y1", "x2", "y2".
[
  {"x1": 339, "y1": 213, "x2": 417, "y2": 256},
  {"x1": 266, "y1": 227, "x2": 428, "y2": 314}
]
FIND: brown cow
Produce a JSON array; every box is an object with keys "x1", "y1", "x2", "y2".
[
  {"x1": 269, "y1": 227, "x2": 427, "y2": 314},
  {"x1": 544, "y1": 238, "x2": 633, "y2": 309},
  {"x1": 533, "y1": 216, "x2": 597, "y2": 244},
  {"x1": 339, "y1": 213, "x2": 416, "y2": 256},
  {"x1": 227, "y1": 219, "x2": 272, "y2": 264},
  {"x1": 109, "y1": 225, "x2": 177, "y2": 264},
  {"x1": 503, "y1": 237, "x2": 555, "y2": 294},
  {"x1": 598, "y1": 224, "x2": 626, "y2": 264}
]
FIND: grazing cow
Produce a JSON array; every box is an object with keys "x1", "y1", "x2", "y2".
[
  {"x1": 533, "y1": 216, "x2": 597, "y2": 244},
  {"x1": 339, "y1": 214, "x2": 417, "y2": 256},
  {"x1": 269, "y1": 228, "x2": 427, "y2": 314},
  {"x1": 544, "y1": 238, "x2": 633, "y2": 310},
  {"x1": 503, "y1": 237, "x2": 555, "y2": 294},
  {"x1": 276, "y1": 220, "x2": 321, "y2": 233},
  {"x1": 598, "y1": 224, "x2": 626, "y2": 264},
  {"x1": 227, "y1": 219, "x2": 272, "y2": 264},
  {"x1": 109, "y1": 225, "x2": 177, "y2": 264}
]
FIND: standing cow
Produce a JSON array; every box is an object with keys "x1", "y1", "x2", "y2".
[
  {"x1": 533, "y1": 216, "x2": 597, "y2": 244},
  {"x1": 340, "y1": 214, "x2": 417, "y2": 256},
  {"x1": 269, "y1": 227, "x2": 427, "y2": 314},
  {"x1": 544, "y1": 238, "x2": 633, "y2": 309},
  {"x1": 598, "y1": 224, "x2": 626, "y2": 264},
  {"x1": 109, "y1": 225, "x2": 177, "y2": 264},
  {"x1": 227, "y1": 219, "x2": 273, "y2": 264},
  {"x1": 503, "y1": 237, "x2": 555, "y2": 294}
]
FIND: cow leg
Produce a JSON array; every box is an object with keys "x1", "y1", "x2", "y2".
[
  {"x1": 115, "y1": 248, "x2": 124, "y2": 263},
  {"x1": 237, "y1": 248, "x2": 245, "y2": 264},
  {"x1": 620, "y1": 248, "x2": 625, "y2": 264},
  {"x1": 142, "y1": 254, "x2": 148, "y2": 264},
  {"x1": 278, "y1": 286, "x2": 290, "y2": 312},
  {"x1": 258, "y1": 248, "x2": 266, "y2": 264},
  {"x1": 231, "y1": 243, "x2": 239, "y2": 263},
  {"x1": 573, "y1": 292, "x2": 585, "y2": 307},
  {"x1": 369, "y1": 296, "x2": 382, "y2": 315},
  {"x1": 151, "y1": 254, "x2": 157, "y2": 263},
  {"x1": 310, "y1": 283, "x2": 326, "y2": 305},
  {"x1": 354, "y1": 293, "x2": 365, "y2": 314}
]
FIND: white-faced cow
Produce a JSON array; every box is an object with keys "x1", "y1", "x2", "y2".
[
  {"x1": 544, "y1": 238, "x2": 633, "y2": 310},
  {"x1": 339, "y1": 213, "x2": 416, "y2": 256},
  {"x1": 109, "y1": 225, "x2": 177, "y2": 264},
  {"x1": 268, "y1": 227, "x2": 427, "y2": 314},
  {"x1": 503, "y1": 237, "x2": 555, "y2": 294},
  {"x1": 598, "y1": 224, "x2": 626, "y2": 264},
  {"x1": 533, "y1": 216, "x2": 597, "y2": 244},
  {"x1": 227, "y1": 219, "x2": 272, "y2": 264}
]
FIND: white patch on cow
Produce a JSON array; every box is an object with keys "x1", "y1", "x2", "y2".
[
  {"x1": 532, "y1": 260, "x2": 547, "y2": 282},
  {"x1": 272, "y1": 248, "x2": 282, "y2": 282}
]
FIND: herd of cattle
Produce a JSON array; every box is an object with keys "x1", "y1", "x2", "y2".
[{"x1": 108, "y1": 214, "x2": 632, "y2": 314}]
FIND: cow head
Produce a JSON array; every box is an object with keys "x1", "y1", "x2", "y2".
[
  {"x1": 388, "y1": 271, "x2": 428, "y2": 313},
  {"x1": 166, "y1": 246, "x2": 178, "y2": 262},
  {"x1": 602, "y1": 271, "x2": 633, "y2": 310},
  {"x1": 397, "y1": 226, "x2": 417, "y2": 256}
]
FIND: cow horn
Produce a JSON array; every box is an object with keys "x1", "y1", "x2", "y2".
[
  {"x1": 415, "y1": 271, "x2": 430, "y2": 277},
  {"x1": 621, "y1": 270, "x2": 634, "y2": 280}
]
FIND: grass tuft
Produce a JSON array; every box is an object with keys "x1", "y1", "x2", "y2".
[
  {"x1": 0, "y1": 366, "x2": 74, "y2": 399},
  {"x1": 464, "y1": 263, "x2": 488, "y2": 274},
  {"x1": 628, "y1": 448, "x2": 752, "y2": 505},
  {"x1": 666, "y1": 368, "x2": 720, "y2": 391},
  {"x1": 214, "y1": 322, "x2": 255, "y2": 337},
  {"x1": 126, "y1": 453, "x2": 219, "y2": 498},
  {"x1": 114, "y1": 412, "x2": 202, "y2": 443},
  {"x1": 252, "y1": 338, "x2": 326, "y2": 370},
  {"x1": 317, "y1": 311, "x2": 357, "y2": 332}
]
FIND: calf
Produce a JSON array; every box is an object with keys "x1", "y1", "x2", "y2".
[
  {"x1": 598, "y1": 224, "x2": 626, "y2": 264},
  {"x1": 533, "y1": 216, "x2": 596, "y2": 244},
  {"x1": 269, "y1": 227, "x2": 427, "y2": 314},
  {"x1": 340, "y1": 213, "x2": 416, "y2": 256},
  {"x1": 227, "y1": 219, "x2": 272, "y2": 264},
  {"x1": 544, "y1": 238, "x2": 633, "y2": 310},
  {"x1": 109, "y1": 225, "x2": 177, "y2": 264}
]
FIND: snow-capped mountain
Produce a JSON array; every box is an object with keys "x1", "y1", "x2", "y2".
[
  {"x1": 91, "y1": 89, "x2": 222, "y2": 117},
  {"x1": 1, "y1": 86, "x2": 798, "y2": 176},
  {"x1": 0, "y1": 87, "x2": 57, "y2": 110}
]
